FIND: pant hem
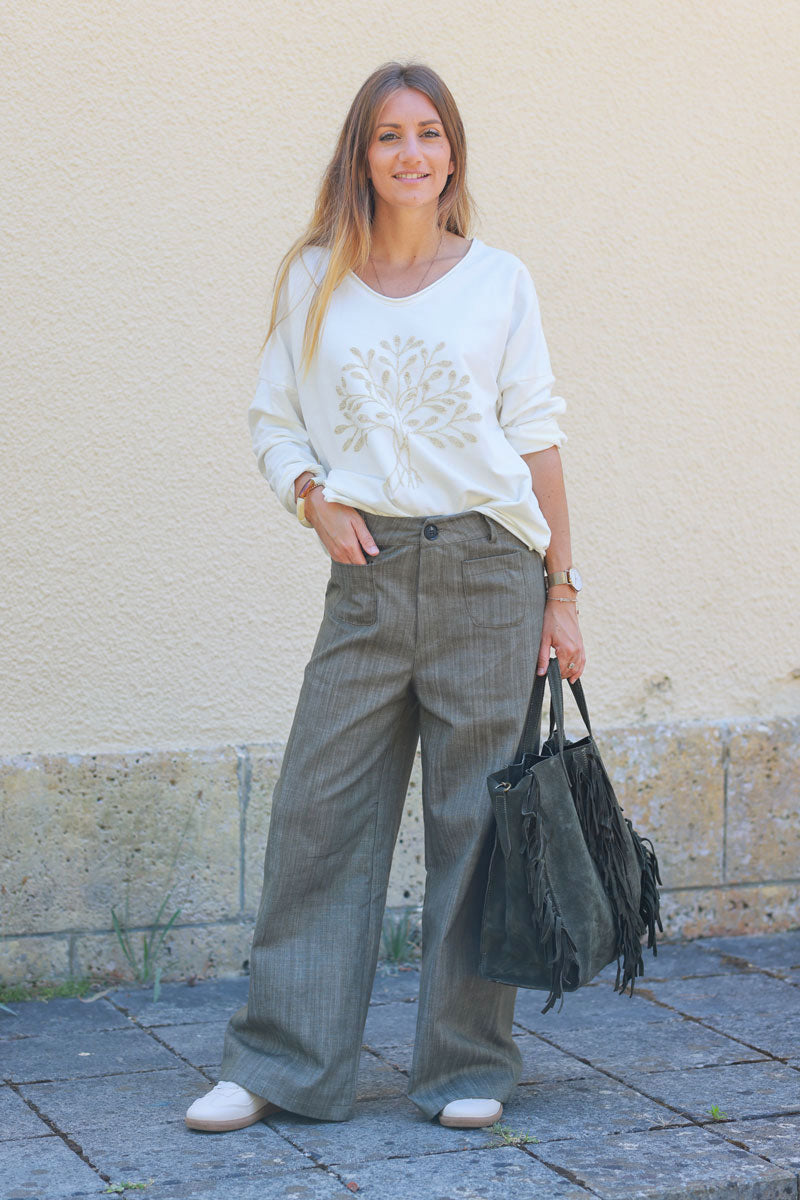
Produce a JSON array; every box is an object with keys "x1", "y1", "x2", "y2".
[{"x1": 217, "y1": 1056, "x2": 354, "y2": 1123}]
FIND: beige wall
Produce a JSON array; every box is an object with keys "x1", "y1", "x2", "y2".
[{"x1": 3, "y1": 1, "x2": 799, "y2": 757}]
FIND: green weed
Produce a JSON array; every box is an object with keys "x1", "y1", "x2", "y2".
[
  {"x1": 102, "y1": 1180, "x2": 153, "y2": 1193},
  {"x1": 379, "y1": 907, "x2": 421, "y2": 965},
  {"x1": 111, "y1": 890, "x2": 181, "y2": 1002},
  {"x1": 488, "y1": 1122, "x2": 538, "y2": 1146}
]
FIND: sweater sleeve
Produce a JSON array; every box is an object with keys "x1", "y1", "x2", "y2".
[
  {"x1": 496, "y1": 263, "x2": 568, "y2": 456},
  {"x1": 247, "y1": 270, "x2": 327, "y2": 515}
]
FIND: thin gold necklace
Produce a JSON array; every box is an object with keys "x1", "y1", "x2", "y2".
[{"x1": 369, "y1": 228, "x2": 445, "y2": 297}]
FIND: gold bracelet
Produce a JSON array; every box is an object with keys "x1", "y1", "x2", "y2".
[{"x1": 547, "y1": 595, "x2": 580, "y2": 615}]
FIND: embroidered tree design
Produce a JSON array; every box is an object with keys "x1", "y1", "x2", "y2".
[{"x1": 335, "y1": 335, "x2": 482, "y2": 499}]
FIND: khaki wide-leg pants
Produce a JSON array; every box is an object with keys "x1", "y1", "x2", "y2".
[{"x1": 220, "y1": 508, "x2": 547, "y2": 1121}]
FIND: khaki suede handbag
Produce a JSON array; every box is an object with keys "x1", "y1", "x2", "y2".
[{"x1": 478, "y1": 656, "x2": 663, "y2": 1013}]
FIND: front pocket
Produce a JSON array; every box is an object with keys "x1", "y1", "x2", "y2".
[
  {"x1": 461, "y1": 550, "x2": 526, "y2": 629},
  {"x1": 328, "y1": 560, "x2": 378, "y2": 626}
]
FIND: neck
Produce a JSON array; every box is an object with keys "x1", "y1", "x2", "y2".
[{"x1": 369, "y1": 202, "x2": 443, "y2": 265}]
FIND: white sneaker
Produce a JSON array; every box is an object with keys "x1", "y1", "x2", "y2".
[
  {"x1": 438, "y1": 1098, "x2": 503, "y2": 1128},
  {"x1": 185, "y1": 1080, "x2": 282, "y2": 1131}
]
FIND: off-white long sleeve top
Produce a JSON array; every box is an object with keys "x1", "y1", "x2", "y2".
[{"x1": 248, "y1": 236, "x2": 567, "y2": 555}]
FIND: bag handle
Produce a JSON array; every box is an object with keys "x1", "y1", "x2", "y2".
[{"x1": 516, "y1": 655, "x2": 593, "y2": 760}]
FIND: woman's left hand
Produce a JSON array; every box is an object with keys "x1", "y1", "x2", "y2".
[{"x1": 536, "y1": 598, "x2": 585, "y2": 683}]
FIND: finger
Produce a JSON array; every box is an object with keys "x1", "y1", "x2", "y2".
[
  {"x1": 536, "y1": 639, "x2": 553, "y2": 675},
  {"x1": 355, "y1": 519, "x2": 380, "y2": 557}
]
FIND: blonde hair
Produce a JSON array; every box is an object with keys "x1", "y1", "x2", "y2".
[{"x1": 260, "y1": 61, "x2": 475, "y2": 377}]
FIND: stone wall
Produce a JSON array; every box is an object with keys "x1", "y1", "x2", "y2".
[{"x1": 1, "y1": 717, "x2": 798, "y2": 985}]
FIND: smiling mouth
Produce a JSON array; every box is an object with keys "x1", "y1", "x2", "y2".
[{"x1": 394, "y1": 173, "x2": 429, "y2": 180}]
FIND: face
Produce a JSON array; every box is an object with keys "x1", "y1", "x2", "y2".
[{"x1": 366, "y1": 87, "x2": 455, "y2": 213}]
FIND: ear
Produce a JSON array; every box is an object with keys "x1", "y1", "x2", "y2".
[{"x1": 448, "y1": 160, "x2": 455, "y2": 175}]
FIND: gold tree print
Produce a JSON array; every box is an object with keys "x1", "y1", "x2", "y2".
[{"x1": 335, "y1": 335, "x2": 482, "y2": 499}]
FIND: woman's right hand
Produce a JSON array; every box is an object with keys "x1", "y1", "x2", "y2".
[{"x1": 305, "y1": 487, "x2": 380, "y2": 563}]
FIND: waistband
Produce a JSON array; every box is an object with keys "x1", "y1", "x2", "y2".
[{"x1": 355, "y1": 508, "x2": 525, "y2": 548}]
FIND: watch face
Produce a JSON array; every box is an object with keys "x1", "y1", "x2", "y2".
[{"x1": 568, "y1": 567, "x2": 583, "y2": 591}]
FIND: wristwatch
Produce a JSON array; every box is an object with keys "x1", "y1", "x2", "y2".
[
  {"x1": 546, "y1": 566, "x2": 583, "y2": 592},
  {"x1": 296, "y1": 477, "x2": 324, "y2": 527}
]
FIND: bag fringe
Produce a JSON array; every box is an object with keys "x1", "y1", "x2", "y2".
[
  {"x1": 521, "y1": 778, "x2": 580, "y2": 1014},
  {"x1": 564, "y1": 747, "x2": 664, "y2": 997}
]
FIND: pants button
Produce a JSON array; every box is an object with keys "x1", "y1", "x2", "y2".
[{"x1": 423, "y1": 523, "x2": 439, "y2": 540}]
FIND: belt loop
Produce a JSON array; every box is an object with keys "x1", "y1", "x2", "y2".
[{"x1": 483, "y1": 514, "x2": 496, "y2": 542}]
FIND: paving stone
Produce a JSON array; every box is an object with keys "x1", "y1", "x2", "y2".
[
  {"x1": 627, "y1": 1059, "x2": 800, "y2": 1122},
  {"x1": 504, "y1": 1075, "x2": 678, "y2": 1142},
  {"x1": 696, "y1": 1011, "x2": 800, "y2": 1060},
  {"x1": 354, "y1": 1052, "x2": 408, "y2": 1102},
  {"x1": 632, "y1": 972, "x2": 800, "y2": 1019},
  {"x1": 375, "y1": 1033, "x2": 600, "y2": 1086},
  {"x1": 592, "y1": 940, "x2": 744, "y2": 982},
  {"x1": 2, "y1": 1025, "x2": 181, "y2": 1082},
  {"x1": 369, "y1": 964, "x2": 421, "y2": 1004},
  {"x1": 368, "y1": 1040, "x2": 414, "y2": 1072},
  {"x1": 514, "y1": 1034, "x2": 603, "y2": 1084},
  {"x1": 154, "y1": 1020, "x2": 227, "y2": 1067},
  {"x1": 152, "y1": 1019, "x2": 406, "y2": 1102},
  {"x1": 361, "y1": 999, "x2": 419, "y2": 1047},
  {"x1": 328, "y1": 1145, "x2": 592, "y2": 1198},
  {"x1": 94, "y1": 1167, "x2": 358, "y2": 1199},
  {"x1": 512, "y1": 980, "x2": 675, "y2": 1033},
  {"x1": 266, "y1": 1096, "x2": 509, "y2": 1166},
  {"x1": 21, "y1": 1065, "x2": 217, "y2": 1134},
  {"x1": 698, "y1": 930, "x2": 800, "y2": 974},
  {"x1": 0, "y1": 1134, "x2": 107, "y2": 1197},
  {"x1": 722, "y1": 1113, "x2": 800, "y2": 1172},
  {"x1": 539, "y1": 1016, "x2": 769, "y2": 1075},
  {"x1": 108, "y1": 976, "x2": 250, "y2": 1027},
  {"x1": 530, "y1": 1124, "x2": 797, "y2": 1199},
  {"x1": 0, "y1": 1084, "x2": 54, "y2": 1140},
  {"x1": 18, "y1": 1068, "x2": 313, "y2": 1186},
  {"x1": 0, "y1": 995, "x2": 130, "y2": 1040}
]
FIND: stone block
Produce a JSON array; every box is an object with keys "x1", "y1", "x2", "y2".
[
  {"x1": 722, "y1": 1114, "x2": 800, "y2": 1173},
  {"x1": 387, "y1": 749, "x2": 424, "y2": 908},
  {"x1": 630, "y1": 970, "x2": 798, "y2": 1020},
  {"x1": 658, "y1": 883, "x2": 800, "y2": 938},
  {"x1": 631, "y1": 1058, "x2": 800, "y2": 1122},
  {"x1": 70, "y1": 920, "x2": 253, "y2": 985},
  {"x1": 0, "y1": 1084, "x2": 54, "y2": 1139},
  {"x1": 726, "y1": 717, "x2": 800, "y2": 882},
  {"x1": 538, "y1": 1016, "x2": 768, "y2": 1076},
  {"x1": 599, "y1": 722, "x2": 725, "y2": 888},
  {"x1": 2, "y1": 1024, "x2": 179, "y2": 1084},
  {"x1": 328, "y1": 1146, "x2": 592, "y2": 1198},
  {"x1": 109, "y1": 975, "x2": 249, "y2": 1026},
  {"x1": 533, "y1": 1124, "x2": 796, "y2": 1199},
  {"x1": 21, "y1": 1068, "x2": 312, "y2": 1188},
  {"x1": 0, "y1": 935, "x2": 70, "y2": 986},
  {"x1": 0, "y1": 1136, "x2": 107, "y2": 1197},
  {"x1": 0, "y1": 993, "x2": 128, "y2": 1040},
  {"x1": 241, "y1": 743, "x2": 282, "y2": 914},
  {"x1": 0, "y1": 748, "x2": 241, "y2": 936}
]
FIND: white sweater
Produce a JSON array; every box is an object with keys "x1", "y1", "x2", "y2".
[{"x1": 248, "y1": 236, "x2": 567, "y2": 555}]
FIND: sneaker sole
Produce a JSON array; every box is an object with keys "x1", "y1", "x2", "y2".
[
  {"x1": 438, "y1": 1102, "x2": 503, "y2": 1128},
  {"x1": 185, "y1": 1100, "x2": 282, "y2": 1132}
]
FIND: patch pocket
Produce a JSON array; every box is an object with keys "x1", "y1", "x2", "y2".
[
  {"x1": 461, "y1": 549, "x2": 526, "y2": 629},
  {"x1": 328, "y1": 560, "x2": 378, "y2": 626}
]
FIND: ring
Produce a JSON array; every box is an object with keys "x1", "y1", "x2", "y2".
[{"x1": 567, "y1": 661, "x2": 576, "y2": 670}]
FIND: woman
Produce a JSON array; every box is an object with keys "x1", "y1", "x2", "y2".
[{"x1": 185, "y1": 60, "x2": 585, "y2": 1134}]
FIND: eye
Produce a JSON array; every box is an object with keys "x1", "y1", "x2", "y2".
[
  {"x1": 422, "y1": 129, "x2": 442, "y2": 137},
  {"x1": 378, "y1": 132, "x2": 398, "y2": 142}
]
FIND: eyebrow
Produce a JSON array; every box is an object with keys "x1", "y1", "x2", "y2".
[{"x1": 376, "y1": 120, "x2": 443, "y2": 129}]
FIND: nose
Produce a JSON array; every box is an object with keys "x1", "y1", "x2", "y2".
[{"x1": 398, "y1": 135, "x2": 425, "y2": 164}]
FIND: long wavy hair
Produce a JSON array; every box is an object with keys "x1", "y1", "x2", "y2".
[{"x1": 260, "y1": 61, "x2": 476, "y2": 377}]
